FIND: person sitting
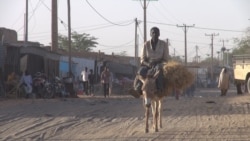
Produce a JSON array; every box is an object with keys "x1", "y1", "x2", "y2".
[
  {"x1": 20, "y1": 70, "x2": 33, "y2": 98},
  {"x1": 6, "y1": 72, "x2": 18, "y2": 92},
  {"x1": 130, "y1": 27, "x2": 170, "y2": 98}
]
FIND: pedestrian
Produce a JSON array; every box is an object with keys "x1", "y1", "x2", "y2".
[
  {"x1": 185, "y1": 83, "x2": 195, "y2": 97},
  {"x1": 108, "y1": 68, "x2": 113, "y2": 96},
  {"x1": 20, "y1": 70, "x2": 33, "y2": 98},
  {"x1": 129, "y1": 26, "x2": 170, "y2": 98},
  {"x1": 101, "y1": 66, "x2": 110, "y2": 98},
  {"x1": 218, "y1": 67, "x2": 230, "y2": 96},
  {"x1": 81, "y1": 67, "x2": 89, "y2": 95},
  {"x1": 88, "y1": 69, "x2": 95, "y2": 96}
]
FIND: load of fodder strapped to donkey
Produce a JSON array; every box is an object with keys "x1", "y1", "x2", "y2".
[{"x1": 160, "y1": 61, "x2": 195, "y2": 97}]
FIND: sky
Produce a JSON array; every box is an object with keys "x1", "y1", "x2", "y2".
[{"x1": 1, "y1": 0, "x2": 249, "y2": 62}]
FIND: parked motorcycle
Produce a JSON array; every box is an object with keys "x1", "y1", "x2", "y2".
[
  {"x1": 32, "y1": 72, "x2": 53, "y2": 98},
  {"x1": 50, "y1": 76, "x2": 69, "y2": 98}
]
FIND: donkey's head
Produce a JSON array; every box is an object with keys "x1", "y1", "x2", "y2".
[{"x1": 138, "y1": 71, "x2": 160, "y2": 107}]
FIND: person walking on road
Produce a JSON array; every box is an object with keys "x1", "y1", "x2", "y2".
[
  {"x1": 81, "y1": 67, "x2": 89, "y2": 95},
  {"x1": 218, "y1": 67, "x2": 230, "y2": 96},
  {"x1": 101, "y1": 66, "x2": 110, "y2": 98},
  {"x1": 108, "y1": 68, "x2": 113, "y2": 96},
  {"x1": 88, "y1": 69, "x2": 95, "y2": 96}
]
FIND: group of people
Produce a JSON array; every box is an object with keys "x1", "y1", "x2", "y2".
[
  {"x1": 6, "y1": 70, "x2": 33, "y2": 98},
  {"x1": 4, "y1": 26, "x2": 232, "y2": 99},
  {"x1": 80, "y1": 66, "x2": 113, "y2": 98},
  {"x1": 80, "y1": 67, "x2": 95, "y2": 96}
]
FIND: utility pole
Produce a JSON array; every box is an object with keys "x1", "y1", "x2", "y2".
[
  {"x1": 51, "y1": 0, "x2": 58, "y2": 51},
  {"x1": 67, "y1": 0, "x2": 72, "y2": 77},
  {"x1": 24, "y1": 0, "x2": 28, "y2": 45},
  {"x1": 133, "y1": 0, "x2": 158, "y2": 43},
  {"x1": 205, "y1": 33, "x2": 219, "y2": 81},
  {"x1": 220, "y1": 39, "x2": 228, "y2": 66},
  {"x1": 177, "y1": 24, "x2": 195, "y2": 66},
  {"x1": 134, "y1": 18, "x2": 139, "y2": 67},
  {"x1": 226, "y1": 49, "x2": 230, "y2": 66},
  {"x1": 143, "y1": 0, "x2": 147, "y2": 43},
  {"x1": 173, "y1": 48, "x2": 175, "y2": 57},
  {"x1": 195, "y1": 45, "x2": 199, "y2": 63}
]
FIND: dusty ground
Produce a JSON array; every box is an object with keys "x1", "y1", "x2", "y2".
[{"x1": 1, "y1": 86, "x2": 250, "y2": 141}]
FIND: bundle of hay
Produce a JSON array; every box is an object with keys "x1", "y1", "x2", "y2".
[{"x1": 162, "y1": 61, "x2": 194, "y2": 90}]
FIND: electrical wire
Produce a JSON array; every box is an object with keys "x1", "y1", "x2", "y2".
[
  {"x1": 194, "y1": 26, "x2": 244, "y2": 33},
  {"x1": 40, "y1": 0, "x2": 68, "y2": 30},
  {"x1": 158, "y1": 0, "x2": 184, "y2": 24},
  {"x1": 85, "y1": 0, "x2": 134, "y2": 26},
  {"x1": 147, "y1": 21, "x2": 245, "y2": 33},
  {"x1": 150, "y1": 2, "x2": 176, "y2": 24},
  {"x1": 99, "y1": 39, "x2": 134, "y2": 48}
]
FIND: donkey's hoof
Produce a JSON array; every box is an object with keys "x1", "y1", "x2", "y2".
[{"x1": 145, "y1": 128, "x2": 149, "y2": 133}]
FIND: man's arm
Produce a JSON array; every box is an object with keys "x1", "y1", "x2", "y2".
[
  {"x1": 140, "y1": 42, "x2": 147, "y2": 64},
  {"x1": 140, "y1": 42, "x2": 153, "y2": 67}
]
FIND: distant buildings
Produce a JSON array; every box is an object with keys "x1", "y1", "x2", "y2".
[{"x1": 0, "y1": 27, "x2": 139, "y2": 82}]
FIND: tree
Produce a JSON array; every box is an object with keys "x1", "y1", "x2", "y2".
[
  {"x1": 58, "y1": 31, "x2": 98, "y2": 52},
  {"x1": 116, "y1": 51, "x2": 128, "y2": 56},
  {"x1": 170, "y1": 56, "x2": 183, "y2": 63},
  {"x1": 232, "y1": 27, "x2": 250, "y2": 55}
]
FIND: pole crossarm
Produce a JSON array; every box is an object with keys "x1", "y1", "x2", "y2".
[{"x1": 177, "y1": 24, "x2": 195, "y2": 66}]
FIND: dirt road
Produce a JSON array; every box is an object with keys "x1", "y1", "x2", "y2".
[{"x1": 1, "y1": 87, "x2": 250, "y2": 141}]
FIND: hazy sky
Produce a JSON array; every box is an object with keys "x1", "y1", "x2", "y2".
[{"x1": 1, "y1": 0, "x2": 249, "y2": 61}]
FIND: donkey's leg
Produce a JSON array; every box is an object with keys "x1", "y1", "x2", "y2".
[
  {"x1": 154, "y1": 100, "x2": 159, "y2": 132},
  {"x1": 159, "y1": 99, "x2": 163, "y2": 128},
  {"x1": 144, "y1": 97, "x2": 151, "y2": 133},
  {"x1": 151, "y1": 101, "x2": 156, "y2": 130},
  {"x1": 145, "y1": 106, "x2": 150, "y2": 133}
]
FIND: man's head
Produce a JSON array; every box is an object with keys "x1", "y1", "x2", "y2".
[{"x1": 150, "y1": 27, "x2": 160, "y2": 41}]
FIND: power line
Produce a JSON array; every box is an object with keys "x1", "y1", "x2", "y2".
[
  {"x1": 147, "y1": 21, "x2": 245, "y2": 33},
  {"x1": 194, "y1": 26, "x2": 244, "y2": 33},
  {"x1": 85, "y1": 0, "x2": 134, "y2": 26},
  {"x1": 99, "y1": 39, "x2": 134, "y2": 48}
]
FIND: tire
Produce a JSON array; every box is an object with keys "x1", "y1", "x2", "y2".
[
  {"x1": 43, "y1": 86, "x2": 54, "y2": 99},
  {"x1": 247, "y1": 77, "x2": 250, "y2": 94}
]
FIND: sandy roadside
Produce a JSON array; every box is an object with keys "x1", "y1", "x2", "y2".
[{"x1": 1, "y1": 87, "x2": 250, "y2": 141}]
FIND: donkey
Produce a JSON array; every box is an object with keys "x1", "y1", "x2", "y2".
[
  {"x1": 138, "y1": 71, "x2": 165, "y2": 133},
  {"x1": 135, "y1": 61, "x2": 194, "y2": 133}
]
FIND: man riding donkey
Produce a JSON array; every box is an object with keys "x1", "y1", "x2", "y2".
[{"x1": 130, "y1": 26, "x2": 170, "y2": 98}]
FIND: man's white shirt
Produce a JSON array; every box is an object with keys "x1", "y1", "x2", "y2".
[{"x1": 81, "y1": 70, "x2": 88, "y2": 82}]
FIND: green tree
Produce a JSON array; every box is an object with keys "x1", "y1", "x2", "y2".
[
  {"x1": 232, "y1": 27, "x2": 250, "y2": 55},
  {"x1": 170, "y1": 56, "x2": 183, "y2": 63},
  {"x1": 117, "y1": 51, "x2": 128, "y2": 56},
  {"x1": 58, "y1": 31, "x2": 98, "y2": 52}
]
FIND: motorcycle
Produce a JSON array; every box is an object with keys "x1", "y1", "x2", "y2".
[
  {"x1": 33, "y1": 72, "x2": 53, "y2": 99},
  {"x1": 50, "y1": 76, "x2": 69, "y2": 98}
]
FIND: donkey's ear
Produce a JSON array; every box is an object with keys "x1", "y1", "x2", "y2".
[{"x1": 153, "y1": 70, "x2": 160, "y2": 79}]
